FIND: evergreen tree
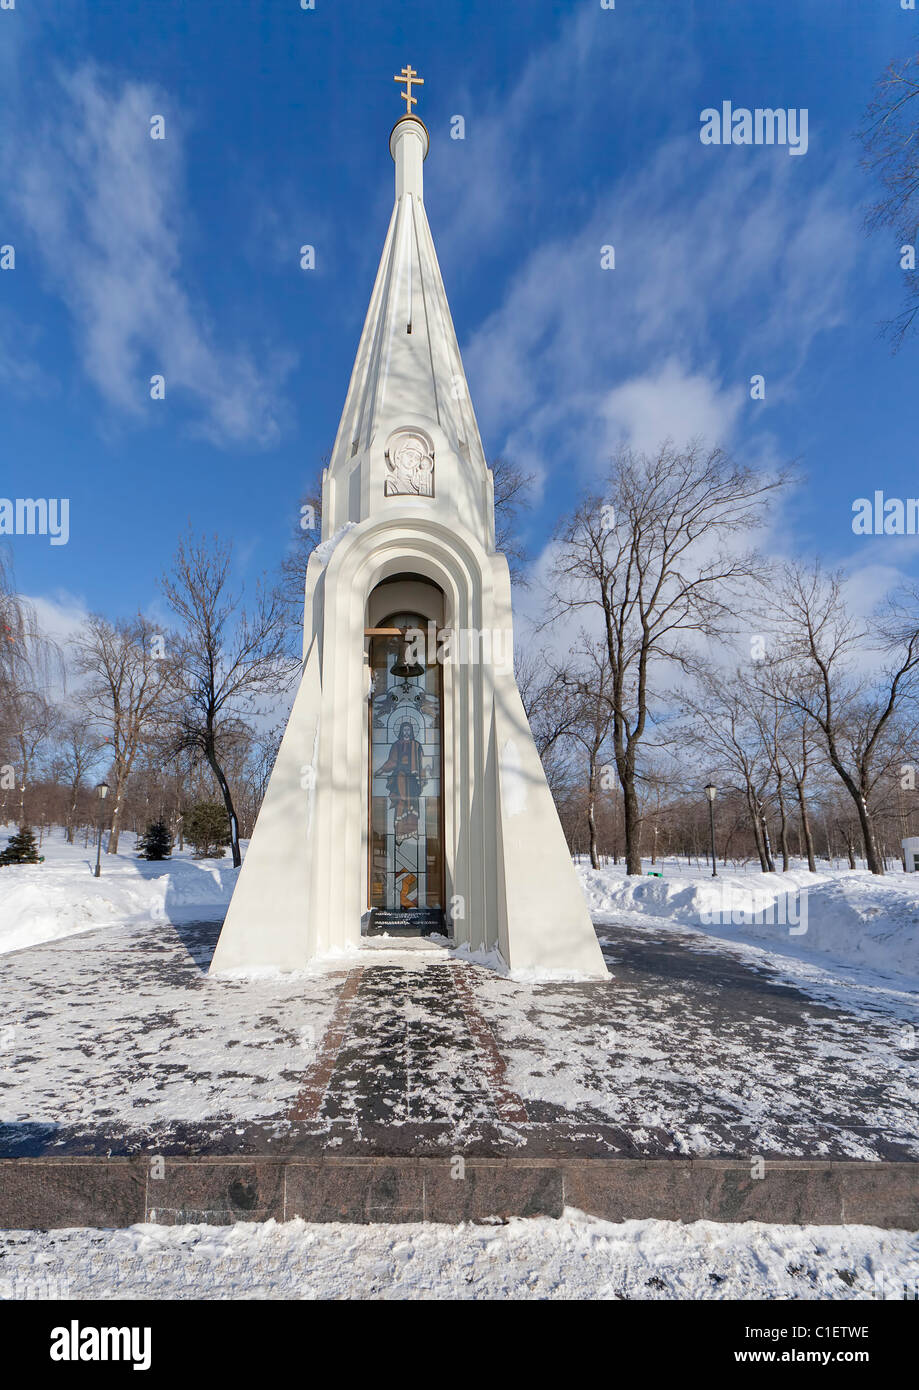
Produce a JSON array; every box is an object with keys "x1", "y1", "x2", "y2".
[
  {"x1": 137, "y1": 819, "x2": 174, "y2": 861},
  {"x1": 184, "y1": 801, "x2": 231, "y2": 859},
  {"x1": 0, "y1": 826, "x2": 41, "y2": 865}
]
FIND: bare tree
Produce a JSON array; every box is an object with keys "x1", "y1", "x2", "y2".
[
  {"x1": 0, "y1": 550, "x2": 18, "y2": 755},
  {"x1": 515, "y1": 647, "x2": 578, "y2": 759},
  {"x1": 745, "y1": 660, "x2": 806, "y2": 872},
  {"x1": 74, "y1": 614, "x2": 175, "y2": 854},
  {"x1": 7, "y1": 692, "x2": 59, "y2": 826},
  {"x1": 858, "y1": 50, "x2": 919, "y2": 349},
  {"x1": 1, "y1": 552, "x2": 58, "y2": 733},
  {"x1": 558, "y1": 640, "x2": 617, "y2": 870},
  {"x1": 491, "y1": 456, "x2": 535, "y2": 586},
  {"x1": 546, "y1": 442, "x2": 788, "y2": 874},
  {"x1": 679, "y1": 665, "x2": 777, "y2": 873},
  {"x1": 0, "y1": 551, "x2": 63, "y2": 824},
  {"x1": 773, "y1": 563, "x2": 919, "y2": 875},
  {"x1": 777, "y1": 698, "x2": 821, "y2": 873},
  {"x1": 161, "y1": 532, "x2": 292, "y2": 868},
  {"x1": 55, "y1": 716, "x2": 106, "y2": 843}
]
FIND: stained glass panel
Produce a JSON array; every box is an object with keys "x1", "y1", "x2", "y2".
[{"x1": 369, "y1": 613, "x2": 443, "y2": 911}]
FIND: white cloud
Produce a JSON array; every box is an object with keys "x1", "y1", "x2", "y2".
[
  {"x1": 463, "y1": 138, "x2": 860, "y2": 478},
  {"x1": 598, "y1": 361, "x2": 745, "y2": 457},
  {"x1": 8, "y1": 65, "x2": 291, "y2": 447},
  {"x1": 840, "y1": 561, "x2": 911, "y2": 620},
  {"x1": 436, "y1": 2, "x2": 861, "y2": 503},
  {"x1": 26, "y1": 591, "x2": 90, "y2": 650}
]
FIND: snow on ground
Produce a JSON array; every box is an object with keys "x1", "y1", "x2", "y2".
[
  {"x1": 578, "y1": 859, "x2": 919, "y2": 984},
  {"x1": 0, "y1": 919, "x2": 345, "y2": 1130},
  {"x1": 0, "y1": 827, "x2": 238, "y2": 956},
  {"x1": 2, "y1": 832, "x2": 917, "y2": 988},
  {"x1": 4, "y1": 913, "x2": 915, "y2": 1157},
  {"x1": 471, "y1": 924, "x2": 919, "y2": 1158},
  {"x1": 1, "y1": 1211, "x2": 916, "y2": 1300},
  {"x1": 1, "y1": 832, "x2": 916, "y2": 1156}
]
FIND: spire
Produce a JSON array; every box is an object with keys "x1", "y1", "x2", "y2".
[
  {"x1": 325, "y1": 71, "x2": 489, "y2": 529},
  {"x1": 390, "y1": 113, "x2": 427, "y2": 199}
]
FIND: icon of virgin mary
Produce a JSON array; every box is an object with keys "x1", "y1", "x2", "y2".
[
  {"x1": 384, "y1": 431, "x2": 434, "y2": 497},
  {"x1": 376, "y1": 721, "x2": 426, "y2": 840}
]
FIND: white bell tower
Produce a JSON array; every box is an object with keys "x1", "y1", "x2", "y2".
[{"x1": 210, "y1": 72, "x2": 607, "y2": 978}]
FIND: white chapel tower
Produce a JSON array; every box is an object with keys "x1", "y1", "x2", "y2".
[{"x1": 210, "y1": 69, "x2": 607, "y2": 978}]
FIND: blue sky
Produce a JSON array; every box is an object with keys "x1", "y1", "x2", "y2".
[{"x1": 1, "y1": 0, "x2": 917, "y2": 638}]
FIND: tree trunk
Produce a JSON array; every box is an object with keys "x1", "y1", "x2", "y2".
[
  {"x1": 759, "y1": 809, "x2": 776, "y2": 873},
  {"x1": 587, "y1": 774, "x2": 600, "y2": 871},
  {"x1": 746, "y1": 785, "x2": 769, "y2": 871},
  {"x1": 853, "y1": 794, "x2": 883, "y2": 874},
  {"x1": 622, "y1": 773, "x2": 642, "y2": 875},
  {"x1": 775, "y1": 775, "x2": 790, "y2": 872},
  {"x1": 796, "y1": 781, "x2": 817, "y2": 872},
  {"x1": 822, "y1": 737, "x2": 885, "y2": 874},
  {"x1": 205, "y1": 739, "x2": 242, "y2": 869},
  {"x1": 838, "y1": 823, "x2": 857, "y2": 870},
  {"x1": 107, "y1": 784, "x2": 126, "y2": 855}
]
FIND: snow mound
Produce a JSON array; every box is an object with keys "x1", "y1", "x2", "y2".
[
  {"x1": 0, "y1": 830, "x2": 238, "y2": 956},
  {"x1": 579, "y1": 864, "x2": 919, "y2": 981},
  {"x1": 2, "y1": 1210, "x2": 917, "y2": 1300}
]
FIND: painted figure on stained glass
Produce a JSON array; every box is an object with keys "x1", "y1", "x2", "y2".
[
  {"x1": 376, "y1": 720, "x2": 426, "y2": 841},
  {"x1": 369, "y1": 611, "x2": 443, "y2": 913}
]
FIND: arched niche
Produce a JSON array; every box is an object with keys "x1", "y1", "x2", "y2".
[{"x1": 365, "y1": 575, "x2": 446, "y2": 933}]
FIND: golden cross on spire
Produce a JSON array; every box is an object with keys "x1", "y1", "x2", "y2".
[{"x1": 394, "y1": 64, "x2": 424, "y2": 115}]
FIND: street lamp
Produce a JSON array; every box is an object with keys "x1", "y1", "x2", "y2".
[
  {"x1": 93, "y1": 782, "x2": 109, "y2": 878},
  {"x1": 704, "y1": 783, "x2": 718, "y2": 877}
]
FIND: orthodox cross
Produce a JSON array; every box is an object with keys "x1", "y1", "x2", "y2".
[{"x1": 394, "y1": 64, "x2": 424, "y2": 115}]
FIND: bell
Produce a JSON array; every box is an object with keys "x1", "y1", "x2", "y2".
[{"x1": 390, "y1": 632, "x2": 424, "y2": 678}]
